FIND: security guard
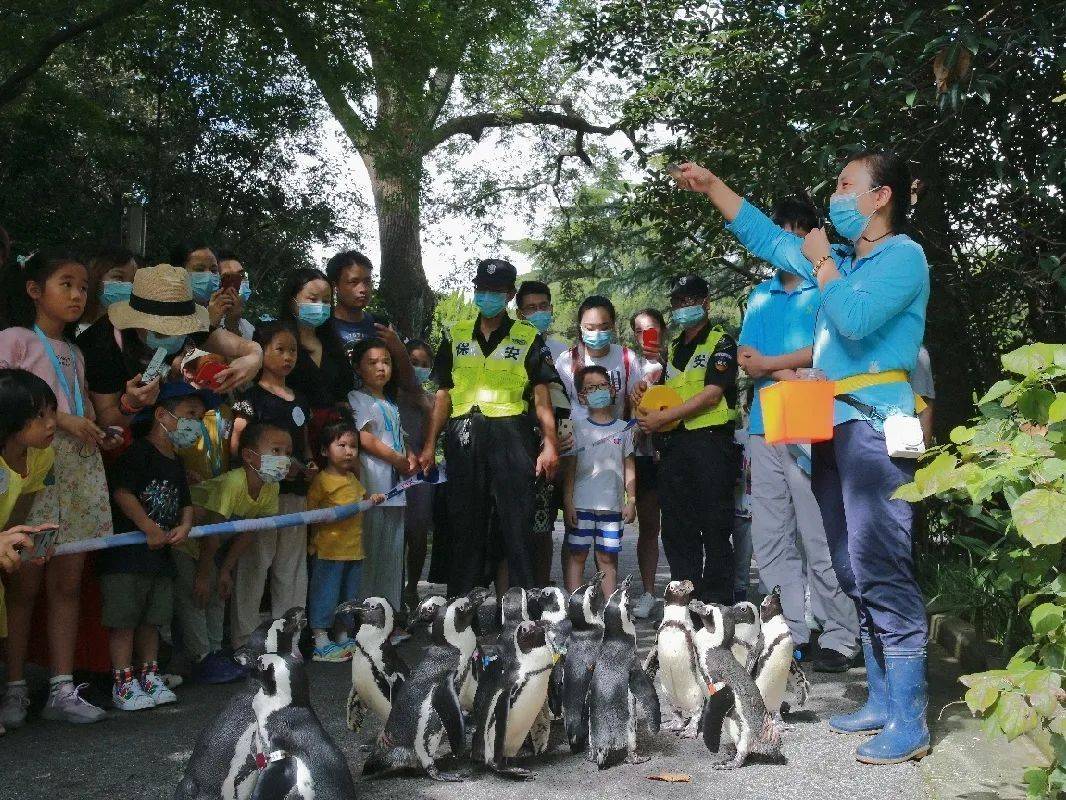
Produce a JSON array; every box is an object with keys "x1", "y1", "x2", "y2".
[
  {"x1": 419, "y1": 259, "x2": 560, "y2": 596},
  {"x1": 634, "y1": 275, "x2": 739, "y2": 604}
]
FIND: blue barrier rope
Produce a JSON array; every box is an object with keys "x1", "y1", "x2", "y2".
[
  {"x1": 53, "y1": 464, "x2": 447, "y2": 556},
  {"x1": 558, "y1": 419, "x2": 638, "y2": 457}
]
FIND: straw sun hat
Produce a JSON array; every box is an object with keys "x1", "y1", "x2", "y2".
[{"x1": 107, "y1": 264, "x2": 210, "y2": 335}]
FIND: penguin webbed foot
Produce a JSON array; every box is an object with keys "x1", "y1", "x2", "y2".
[
  {"x1": 710, "y1": 749, "x2": 746, "y2": 770},
  {"x1": 677, "y1": 717, "x2": 700, "y2": 739},
  {"x1": 626, "y1": 751, "x2": 651, "y2": 765},
  {"x1": 427, "y1": 765, "x2": 468, "y2": 782},
  {"x1": 662, "y1": 716, "x2": 686, "y2": 733},
  {"x1": 495, "y1": 765, "x2": 535, "y2": 781}
]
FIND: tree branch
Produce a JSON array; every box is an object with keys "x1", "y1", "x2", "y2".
[
  {"x1": 0, "y1": 0, "x2": 151, "y2": 108},
  {"x1": 424, "y1": 107, "x2": 619, "y2": 152},
  {"x1": 423, "y1": 69, "x2": 456, "y2": 128}
]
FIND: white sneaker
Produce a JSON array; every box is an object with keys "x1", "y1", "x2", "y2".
[
  {"x1": 140, "y1": 668, "x2": 177, "y2": 706},
  {"x1": 633, "y1": 591, "x2": 656, "y2": 619},
  {"x1": 43, "y1": 682, "x2": 106, "y2": 724},
  {"x1": 113, "y1": 675, "x2": 155, "y2": 712},
  {"x1": 1, "y1": 685, "x2": 30, "y2": 728}
]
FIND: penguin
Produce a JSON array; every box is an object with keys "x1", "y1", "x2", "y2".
[
  {"x1": 562, "y1": 573, "x2": 606, "y2": 754},
  {"x1": 175, "y1": 608, "x2": 307, "y2": 800},
  {"x1": 336, "y1": 596, "x2": 409, "y2": 732},
  {"x1": 526, "y1": 586, "x2": 570, "y2": 754},
  {"x1": 643, "y1": 580, "x2": 705, "y2": 738},
  {"x1": 471, "y1": 621, "x2": 556, "y2": 780},
  {"x1": 752, "y1": 587, "x2": 794, "y2": 723},
  {"x1": 587, "y1": 577, "x2": 661, "y2": 769},
  {"x1": 689, "y1": 600, "x2": 781, "y2": 770},
  {"x1": 250, "y1": 652, "x2": 357, "y2": 799},
  {"x1": 362, "y1": 589, "x2": 487, "y2": 781},
  {"x1": 730, "y1": 601, "x2": 762, "y2": 674}
]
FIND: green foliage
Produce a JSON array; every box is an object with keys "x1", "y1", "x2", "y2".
[
  {"x1": 567, "y1": 0, "x2": 1066, "y2": 435},
  {"x1": 897, "y1": 343, "x2": 1066, "y2": 798}
]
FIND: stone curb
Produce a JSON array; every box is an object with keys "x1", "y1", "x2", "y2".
[{"x1": 928, "y1": 613, "x2": 987, "y2": 675}]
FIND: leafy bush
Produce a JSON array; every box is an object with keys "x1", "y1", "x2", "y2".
[{"x1": 896, "y1": 343, "x2": 1066, "y2": 799}]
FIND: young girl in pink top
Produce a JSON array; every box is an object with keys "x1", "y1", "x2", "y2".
[{"x1": 0, "y1": 252, "x2": 120, "y2": 728}]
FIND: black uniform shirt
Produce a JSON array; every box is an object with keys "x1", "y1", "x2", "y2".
[
  {"x1": 667, "y1": 321, "x2": 738, "y2": 430},
  {"x1": 433, "y1": 314, "x2": 561, "y2": 390}
]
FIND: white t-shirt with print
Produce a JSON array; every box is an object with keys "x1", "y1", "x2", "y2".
[
  {"x1": 571, "y1": 417, "x2": 635, "y2": 512},
  {"x1": 348, "y1": 390, "x2": 406, "y2": 507},
  {"x1": 555, "y1": 343, "x2": 643, "y2": 422}
]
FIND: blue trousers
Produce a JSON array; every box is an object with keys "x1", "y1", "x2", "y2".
[
  {"x1": 811, "y1": 421, "x2": 927, "y2": 653},
  {"x1": 308, "y1": 557, "x2": 363, "y2": 631}
]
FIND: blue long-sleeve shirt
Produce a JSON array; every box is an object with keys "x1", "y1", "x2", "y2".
[
  {"x1": 726, "y1": 199, "x2": 929, "y2": 427},
  {"x1": 738, "y1": 273, "x2": 820, "y2": 435}
]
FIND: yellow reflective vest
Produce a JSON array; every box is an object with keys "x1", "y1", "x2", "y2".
[
  {"x1": 449, "y1": 317, "x2": 537, "y2": 418},
  {"x1": 665, "y1": 326, "x2": 736, "y2": 429}
]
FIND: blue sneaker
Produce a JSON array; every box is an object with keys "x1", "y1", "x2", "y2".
[
  {"x1": 196, "y1": 652, "x2": 246, "y2": 685},
  {"x1": 312, "y1": 642, "x2": 351, "y2": 663}
]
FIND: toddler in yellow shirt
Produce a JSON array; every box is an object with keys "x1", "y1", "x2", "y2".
[{"x1": 306, "y1": 411, "x2": 384, "y2": 662}]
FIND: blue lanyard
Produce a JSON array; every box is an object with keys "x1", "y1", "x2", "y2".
[
  {"x1": 33, "y1": 325, "x2": 84, "y2": 418},
  {"x1": 374, "y1": 398, "x2": 404, "y2": 453}
]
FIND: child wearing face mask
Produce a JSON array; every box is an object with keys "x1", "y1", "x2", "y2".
[
  {"x1": 198, "y1": 423, "x2": 288, "y2": 656},
  {"x1": 561, "y1": 365, "x2": 636, "y2": 599},
  {"x1": 98, "y1": 383, "x2": 200, "y2": 711},
  {"x1": 228, "y1": 321, "x2": 315, "y2": 648}
]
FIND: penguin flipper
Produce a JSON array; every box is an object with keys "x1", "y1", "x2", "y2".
[
  {"x1": 490, "y1": 686, "x2": 512, "y2": 766},
  {"x1": 547, "y1": 661, "x2": 565, "y2": 718},
  {"x1": 630, "y1": 668, "x2": 661, "y2": 733},
  {"x1": 249, "y1": 758, "x2": 296, "y2": 800},
  {"x1": 433, "y1": 676, "x2": 466, "y2": 758},
  {"x1": 701, "y1": 685, "x2": 736, "y2": 755},
  {"x1": 383, "y1": 643, "x2": 410, "y2": 682},
  {"x1": 642, "y1": 648, "x2": 659, "y2": 678}
]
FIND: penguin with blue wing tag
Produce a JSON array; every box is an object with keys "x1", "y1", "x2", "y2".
[
  {"x1": 588, "y1": 576, "x2": 661, "y2": 769},
  {"x1": 250, "y1": 652, "x2": 356, "y2": 800},
  {"x1": 175, "y1": 608, "x2": 306, "y2": 800},
  {"x1": 472, "y1": 621, "x2": 556, "y2": 779}
]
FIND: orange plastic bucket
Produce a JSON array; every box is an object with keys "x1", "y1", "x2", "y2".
[{"x1": 760, "y1": 380, "x2": 835, "y2": 444}]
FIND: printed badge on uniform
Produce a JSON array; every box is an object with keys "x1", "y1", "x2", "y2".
[
  {"x1": 714, "y1": 354, "x2": 732, "y2": 372},
  {"x1": 292, "y1": 406, "x2": 306, "y2": 427}
]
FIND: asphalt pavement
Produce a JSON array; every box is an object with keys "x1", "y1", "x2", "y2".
[{"x1": 0, "y1": 523, "x2": 932, "y2": 800}]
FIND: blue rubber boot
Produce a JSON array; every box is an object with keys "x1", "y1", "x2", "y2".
[
  {"x1": 856, "y1": 653, "x2": 930, "y2": 764},
  {"x1": 829, "y1": 638, "x2": 886, "y2": 734}
]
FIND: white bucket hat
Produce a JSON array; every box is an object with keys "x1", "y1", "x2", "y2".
[{"x1": 108, "y1": 264, "x2": 210, "y2": 335}]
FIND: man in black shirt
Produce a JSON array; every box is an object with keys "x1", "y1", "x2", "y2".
[
  {"x1": 634, "y1": 275, "x2": 740, "y2": 604},
  {"x1": 419, "y1": 259, "x2": 561, "y2": 595}
]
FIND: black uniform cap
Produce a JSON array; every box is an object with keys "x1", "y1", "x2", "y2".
[
  {"x1": 474, "y1": 259, "x2": 518, "y2": 290},
  {"x1": 669, "y1": 274, "x2": 709, "y2": 299}
]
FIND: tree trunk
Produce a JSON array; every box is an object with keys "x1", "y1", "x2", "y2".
[{"x1": 362, "y1": 151, "x2": 434, "y2": 337}]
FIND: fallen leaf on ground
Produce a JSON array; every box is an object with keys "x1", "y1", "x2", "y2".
[{"x1": 647, "y1": 773, "x2": 691, "y2": 782}]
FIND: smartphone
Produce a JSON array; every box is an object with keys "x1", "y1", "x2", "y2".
[
  {"x1": 21, "y1": 525, "x2": 59, "y2": 562},
  {"x1": 140, "y1": 347, "x2": 169, "y2": 385},
  {"x1": 557, "y1": 418, "x2": 574, "y2": 444},
  {"x1": 640, "y1": 328, "x2": 660, "y2": 352},
  {"x1": 220, "y1": 272, "x2": 242, "y2": 293}
]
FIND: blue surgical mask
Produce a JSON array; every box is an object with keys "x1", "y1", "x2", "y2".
[
  {"x1": 164, "y1": 411, "x2": 202, "y2": 449},
  {"x1": 672, "y1": 304, "x2": 705, "y2": 328},
  {"x1": 297, "y1": 301, "x2": 330, "y2": 328},
  {"x1": 413, "y1": 366, "x2": 432, "y2": 383},
  {"x1": 252, "y1": 452, "x2": 291, "y2": 484},
  {"x1": 239, "y1": 280, "x2": 252, "y2": 303},
  {"x1": 474, "y1": 291, "x2": 507, "y2": 318},
  {"x1": 146, "y1": 331, "x2": 187, "y2": 355},
  {"x1": 829, "y1": 186, "x2": 882, "y2": 242},
  {"x1": 99, "y1": 280, "x2": 133, "y2": 308},
  {"x1": 525, "y1": 310, "x2": 553, "y2": 334},
  {"x1": 581, "y1": 329, "x2": 613, "y2": 349},
  {"x1": 188, "y1": 271, "x2": 221, "y2": 303},
  {"x1": 585, "y1": 388, "x2": 613, "y2": 409}
]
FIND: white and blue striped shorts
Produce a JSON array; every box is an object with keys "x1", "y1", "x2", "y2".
[{"x1": 565, "y1": 509, "x2": 624, "y2": 554}]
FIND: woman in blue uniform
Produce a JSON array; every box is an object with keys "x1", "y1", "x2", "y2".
[{"x1": 675, "y1": 150, "x2": 930, "y2": 765}]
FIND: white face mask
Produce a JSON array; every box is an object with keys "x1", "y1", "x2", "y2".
[{"x1": 163, "y1": 410, "x2": 202, "y2": 449}]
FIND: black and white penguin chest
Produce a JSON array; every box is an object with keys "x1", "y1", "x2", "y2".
[
  {"x1": 481, "y1": 654, "x2": 555, "y2": 759},
  {"x1": 655, "y1": 613, "x2": 705, "y2": 716}
]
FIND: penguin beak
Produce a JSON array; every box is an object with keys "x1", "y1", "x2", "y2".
[{"x1": 618, "y1": 574, "x2": 634, "y2": 591}]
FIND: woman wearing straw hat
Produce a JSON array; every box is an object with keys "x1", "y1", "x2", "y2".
[{"x1": 76, "y1": 264, "x2": 263, "y2": 430}]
